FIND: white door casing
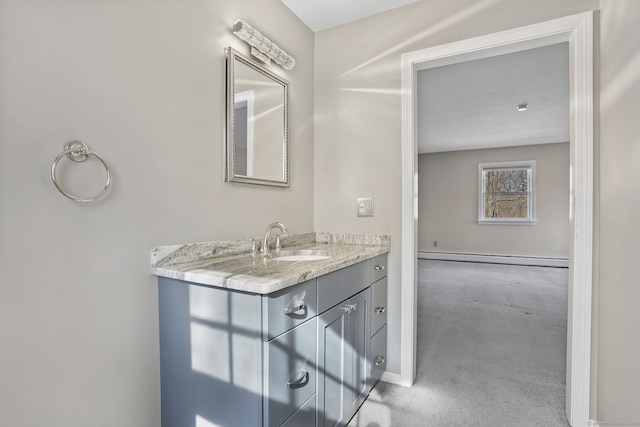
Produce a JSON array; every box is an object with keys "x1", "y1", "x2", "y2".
[{"x1": 398, "y1": 11, "x2": 594, "y2": 427}]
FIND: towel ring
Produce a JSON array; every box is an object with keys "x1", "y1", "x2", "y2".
[{"x1": 51, "y1": 141, "x2": 112, "y2": 202}]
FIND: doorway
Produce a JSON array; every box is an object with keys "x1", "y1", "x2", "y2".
[
  {"x1": 399, "y1": 11, "x2": 594, "y2": 427},
  {"x1": 414, "y1": 41, "x2": 571, "y2": 424}
]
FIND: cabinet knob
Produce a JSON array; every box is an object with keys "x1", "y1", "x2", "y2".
[
  {"x1": 284, "y1": 301, "x2": 306, "y2": 315},
  {"x1": 286, "y1": 368, "x2": 309, "y2": 388},
  {"x1": 374, "y1": 355, "x2": 386, "y2": 366},
  {"x1": 340, "y1": 303, "x2": 357, "y2": 314},
  {"x1": 375, "y1": 307, "x2": 386, "y2": 315},
  {"x1": 374, "y1": 265, "x2": 385, "y2": 271}
]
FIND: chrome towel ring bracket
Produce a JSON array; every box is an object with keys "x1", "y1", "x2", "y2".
[{"x1": 51, "y1": 141, "x2": 112, "y2": 202}]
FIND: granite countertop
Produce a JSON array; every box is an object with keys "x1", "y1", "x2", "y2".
[{"x1": 150, "y1": 232, "x2": 390, "y2": 294}]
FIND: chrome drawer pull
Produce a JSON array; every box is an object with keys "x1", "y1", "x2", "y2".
[
  {"x1": 284, "y1": 301, "x2": 306, "y2": 315},
  {"x1": 375, "y1": 307, "x2": 386, "y2": 315},
  {"x1": 374, "y1": 355, "x2": 385, "y2": 366},
  {"x1": 374, "y1": 265, "x2": 385, "y2": 271},
  {"x1": 286, "y1": 369, "x2": 309, "y2": 388}
]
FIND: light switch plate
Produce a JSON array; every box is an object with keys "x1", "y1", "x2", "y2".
[{"x1": 357, "y1": 197, "x2": 374, "y2": 217}]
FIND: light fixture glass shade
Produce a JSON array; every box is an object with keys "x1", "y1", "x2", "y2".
[{"x1": 232, "y1": 20, "x2": 295, "y2": 70}]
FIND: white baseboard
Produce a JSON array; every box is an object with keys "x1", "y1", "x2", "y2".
[
  {"x1": 418, "y1": 251, "x2": 569, "y2": 268},
  {"x1": 380, "y1": 371, "x2": 404, "y2": 386}
]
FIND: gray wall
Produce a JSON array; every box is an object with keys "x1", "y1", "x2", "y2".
[
  {"x1": 598, "y1": 0, "x2": 640, "y2": 422},
  {"x1": 314, "y1": 0, "x2": 599, "y2": 379},
  {"x1": 418, "y1": 143, "x2": 570, "y2": 258},
  {"x1": 0, "y1": 1, "x2": 314, "y2": 426}
]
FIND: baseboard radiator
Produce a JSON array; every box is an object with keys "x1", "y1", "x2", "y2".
[{"x1": 418, "y1": 251, "x2": 569, "y2": 268}]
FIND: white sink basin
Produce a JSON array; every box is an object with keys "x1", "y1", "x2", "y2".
[
  {"x1": 276, "y1": 254, "x2": 330, "y2": 261},
  {"x1": 272, "y1": 250, "x2": 331, "y2": 261}
]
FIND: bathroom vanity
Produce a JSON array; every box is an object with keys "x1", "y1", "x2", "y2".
[{"x1": 151, "y1": 233, "x2": 389, "y2": 427}]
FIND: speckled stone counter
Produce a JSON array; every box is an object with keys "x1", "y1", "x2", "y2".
[{"x1": 150, "y1": 232, "x2": 390, "y2": 294}]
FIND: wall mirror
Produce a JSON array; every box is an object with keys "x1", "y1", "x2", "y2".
[{"x1": 225, "y1": 47, "x2": 289, "y2": 187}]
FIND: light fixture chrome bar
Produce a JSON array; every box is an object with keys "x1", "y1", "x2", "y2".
[{"x1": 232, "y1": 20, "x2": 295, "y2": 70}]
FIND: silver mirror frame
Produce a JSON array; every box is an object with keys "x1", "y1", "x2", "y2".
[{"x1": 225, "y1": 47, "x2": 290, "y2": 188}]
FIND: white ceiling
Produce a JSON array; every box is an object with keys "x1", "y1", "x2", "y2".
[
  {"x1": 418, "y1": 43, "x2": 570, "y2": 153},
  {"x1": 281, "y1": 0, "x2": 420, "y2": 32}
]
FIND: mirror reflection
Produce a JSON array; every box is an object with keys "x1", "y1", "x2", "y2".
[{"x1": 226, "y1": 47, "x2": 289, "y2": 187}]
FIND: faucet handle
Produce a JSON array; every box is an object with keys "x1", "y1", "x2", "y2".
[
  {"x1": 275, "y1": 235, "x2": 282, "y2": 253},
  {"x1": 250, "y1": 238, "x2": 258, "y2": 256}
]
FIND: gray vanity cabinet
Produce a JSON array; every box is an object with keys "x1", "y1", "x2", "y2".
[{"x1": 157, "y1": 253, "x2": 387, "y2": 427}]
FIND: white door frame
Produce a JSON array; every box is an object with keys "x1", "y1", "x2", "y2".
[{"x1": 399, "y1": 11, "x2": 594, "y2": 426}]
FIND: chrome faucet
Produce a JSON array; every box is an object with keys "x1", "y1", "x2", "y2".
[{"x1": 261, "y1": 222, "x2": 287, "y2": 256}]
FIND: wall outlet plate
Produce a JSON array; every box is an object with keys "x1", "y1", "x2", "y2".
[{"x1": 357, "y1": 197, "x2": 374, "y2": 217}]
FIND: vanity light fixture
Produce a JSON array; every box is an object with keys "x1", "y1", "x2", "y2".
[
  {"x1": 232, "y1": 20, "x2": 295, "y2": 70},
  {"x1": 516, "y1": 103, "x2": 529, "y2": 112}
]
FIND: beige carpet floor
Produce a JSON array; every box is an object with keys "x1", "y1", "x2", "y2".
[{"x1": 348, "y1": 260, "x2": 569, "y2": 427}]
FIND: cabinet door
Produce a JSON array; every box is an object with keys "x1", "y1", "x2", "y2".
[
  {"x1": 346, "y1": 289, "x2": 370, "y2": 418},
  {"x1": 317, "y1": 303, "x2": 350, "y2": 427},
  {"x1": 317, "y1": 289, "x2": 371, "y2": 427}
]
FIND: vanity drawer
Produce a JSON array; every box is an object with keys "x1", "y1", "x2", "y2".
[
  {"x1": 370, "y1": 254, "x2": 388, "y2": 284},
  {"x1": 263, "y1": 279, "x2": 317, "y2": 341},
  {"x1": 317, "y1": 261, "x2": 369, "y2": 314},
  {"x1": 264, "y1": 318, "x2": 317, "y2": 427},
  {"x1": 370, "y1": 277, "x2": 387, "y2": 336},
  {"x1": 369, "y1": 324, "x2": 387, "y2": 388},
  {"x1": 280, "y1": 394, "x2": 317, "y2": 427}
]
